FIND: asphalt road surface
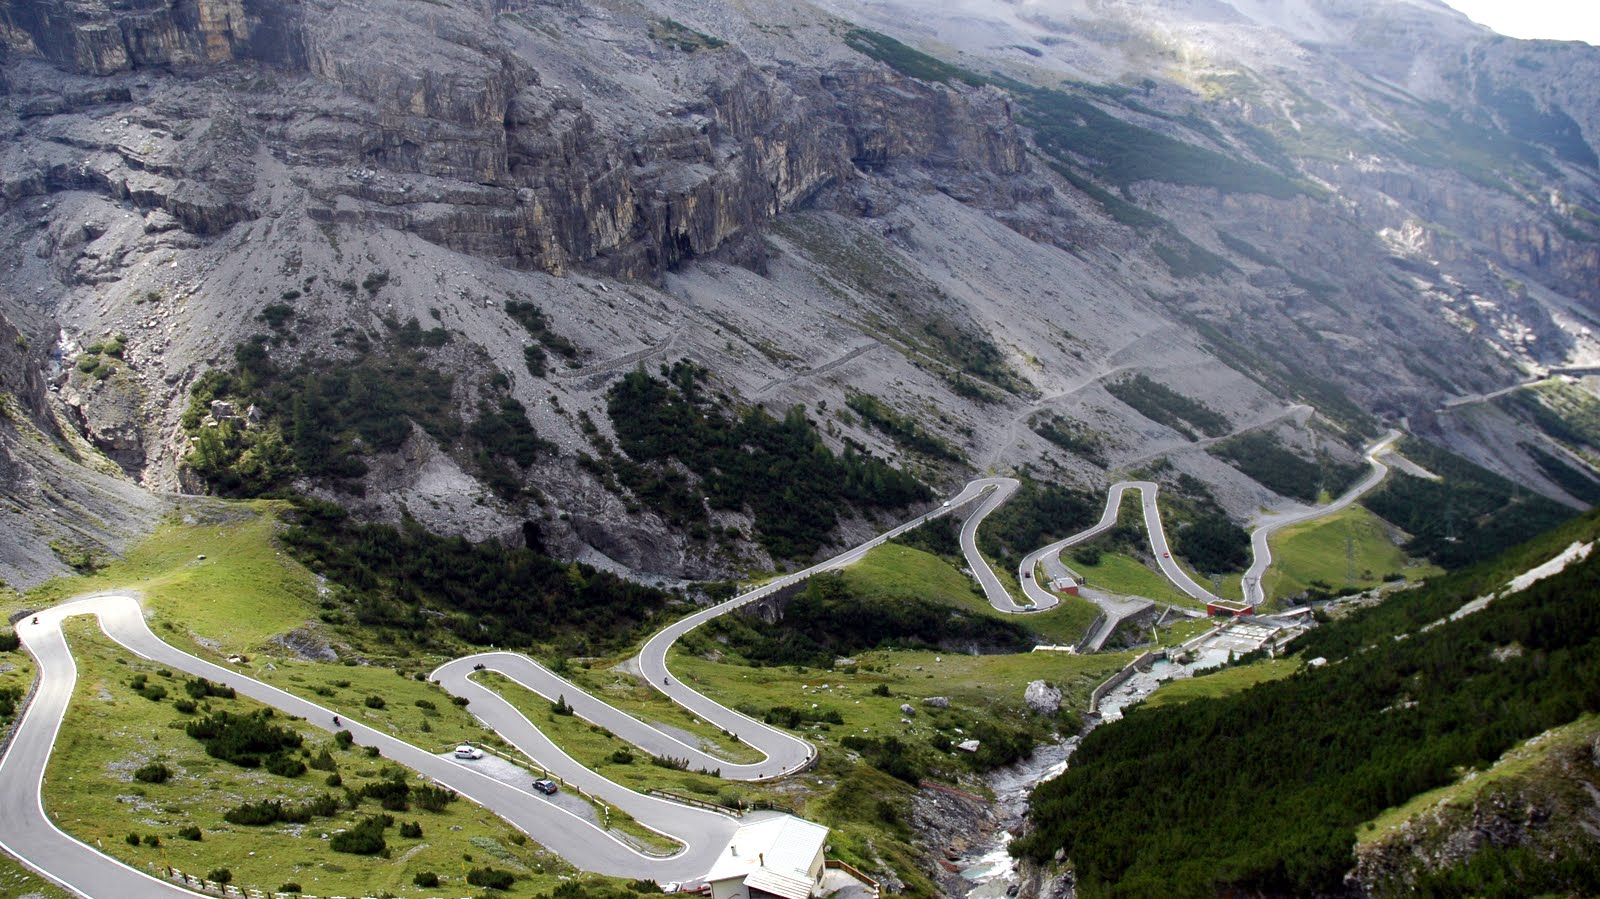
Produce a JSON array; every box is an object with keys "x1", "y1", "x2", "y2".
[
  {"x1": 0, "y1": 435, "x2": 1401, "y2": 895},
  {"x1": 4, "y1": 595, "x2": 735, "y2": 895},
  {"x1": 961, "y1": 480, "x2": 1217, "y2": 616},
  {"x1": 1240, "y1": 430, "x2": 1400, "y2": 606},
  {"x1": 965, "y1": 431, "x2": 1402, "y2": 614},
  {"x1": 0, "y1": 484, "x2": 999, "y2": 897}
]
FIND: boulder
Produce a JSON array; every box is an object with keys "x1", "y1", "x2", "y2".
[
  {"x1": 900, "y1": 703, "x2": 916, "y2": 717},
  {"x1": 1025, "y1": 680, "x2": 1062, "y2": 716},
  {"x1": 924, "y1": 696, "x2": 950, "y2": 709}
]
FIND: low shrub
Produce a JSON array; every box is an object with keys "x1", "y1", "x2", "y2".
[
  {"x1": 184, "y1": 678, "x2": 236, "y2": 700},
  {"x1": 329, "y1": 815, "x2": 391, "y2": 855},
  {"x1": 265, "y1": 753, "x2": 307, "y2": 778},
  {"x1": 467, "y1": 866, "x2": 515, "y2": 890},
  {"x1": 412, "y1": 783, "x2": 456, "y2": 812},
  {"x1": 184, "y1": 710, "x2": 302, "y2": 769},
  {"x1": 132, "y1": 762, "x2": 171, "y2": 784}
]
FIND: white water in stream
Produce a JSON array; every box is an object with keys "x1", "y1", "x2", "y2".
[
  {"x1": 959, "y1": 650, "x2": 1237, "y2": 896},
  {"x1": 958, "y1": 739, "x2": 1079, "y2": 898}
]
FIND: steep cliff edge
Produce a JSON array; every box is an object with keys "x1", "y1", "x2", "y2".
[
  {"x1": 0, "y1": 310, "x2": 167, "y2": 586},
  {"x1": 1350, "y1": 715, "x2": 1600, "y2": 896},
  {"x1": 0, "y1": 0, "x2": 306, "y2": 75},
  {"x1": 0, "y1": 0, "x2": 1596, "y2": 586}
]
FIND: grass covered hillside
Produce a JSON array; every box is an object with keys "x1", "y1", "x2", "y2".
[
  {"x1": 1260, "y1": 505, "x2": 1441, "y2": 601},
  {"x1": 1014, "y1": 509, "x2": 1600, "y2": 897}
]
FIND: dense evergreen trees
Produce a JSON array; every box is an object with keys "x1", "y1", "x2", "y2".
[
  {"x1": 975, "y1": 476, "x2": 1099, "y2": 572},
  {"x1": 1104, "y1": 374, "x2": 1231, "y2": 440},
  {"x1": 1210, "y1": 432, "x2": 1366, "y2": 503},
  {"x1": 704, "y1": 572, "x2": 1033, "y2": 668},
  {"x1": 605, "y1": 362, "x2": 930, "y2": 559},
  {"x1": 1015, "y1": 517, "x2": 1600, "y2": 897},
  {"x1": 1362, "y1": 439, "x2": 1571, "y2": 567},
  {"x1": 185, "y1": 333, "x2": 546, "y2": 499},
  {"x1": 1172, "y1": 511, "x2": 1249, "y2": 574},
  {"x1": 281, "y1": 500, "x2": 678, "y2": 652}
]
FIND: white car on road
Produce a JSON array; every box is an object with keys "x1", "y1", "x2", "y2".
[{"x1": 454, "y1": 745, "x2": 485, "y2": 760}]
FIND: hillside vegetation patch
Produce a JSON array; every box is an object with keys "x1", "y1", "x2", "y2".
[
  {"x1": 42, "y1": 622, "x2": 572, "y2": 898},
  {"x1": 184, "y1": 328, "x2": 549, "y2": 500},
  {"x1": 1361, "y1": 438, "x2": 1572, "y2": 568},
  {"x1": 1104, "y1": 373, "x2": 1229, "y2": 440},
  {"x1": 1209, "y1": 431, "x2": 1367, "y2": 503},
  {"x1": 601, "y1": 361, "x2": 930, "y2": 559},
  {"x1": 1016, "y1": 515, "x2": 1600, "y2": 896}
]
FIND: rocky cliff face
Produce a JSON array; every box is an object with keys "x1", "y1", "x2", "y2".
[
  {"x1": 1, "y1": 0, "x2": 1597, "y2": 585},
  {"x1": 0, "y1": 309, "x2": 167, "y2": 584},
  {"x1": 0, "y1": 0, "x2": 306, "y2": 75},
  {"x1": 1, "y1": 0, "x2": 1032, "y2": 283}
]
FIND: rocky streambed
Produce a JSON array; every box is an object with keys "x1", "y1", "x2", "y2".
[{"x1": 949, "y1": 645, "x2": 1249, "y2": 898}]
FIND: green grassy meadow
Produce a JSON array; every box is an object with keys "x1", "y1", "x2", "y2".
[
  {"x1": 42, "y1": 620, "x2": 574, "y2": 898},
  {"x1": 1141, "y1": 657, "x2": 1302, "y2": 709},
  {"x1": 1068, "y1": 550, "x2": 1198, "y2": 606},
  {"x1": 840, "y1": 544, "x2": 1100, "y2": 645},
  {"x1": 28, "y1": 501, "x2": 322, "y2": 657},
  {"x1": 670, "y1": 644, "x2": 1126, "y2": 745},
  {"x1": 1261, "y1": 505, "x2": 1441, "y2": 602},
  {"x1": 555, "y1": 663, "x2": 765, "y2": 765},
  {"x1": 0, "y1": 851, "x2": 72, "y2": 899}
]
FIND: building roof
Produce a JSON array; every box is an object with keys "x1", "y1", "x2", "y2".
[{"x1": 705, "y1": 815, "x2": 829, "y2": 899}]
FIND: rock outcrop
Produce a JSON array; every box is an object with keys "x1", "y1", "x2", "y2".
[
  {"x1": 0, "y1": 0, "x2": 307, "y2": 75},
  {"x1": 1349, "y1": 723, "x2": 1600, "y2": 895},
  {"x1": 1, "y1": 0, "x2": 1032, "y2": 285},
  {"x1": 1024, "y1": 680, "x2": 1063, "y2": 716}
]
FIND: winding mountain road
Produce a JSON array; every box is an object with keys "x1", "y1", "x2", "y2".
[
  {"x1": 2, "y1": 595, "x2": 741, "y2": 896},
  {"x1": 0, "y1": 482, "x2": 999, "y2": 897},
  {"x1": 0, "y1": 432, "x2": 1404, "y2": 896},
  {"x1": 962, "y1": 430, "x2": 1403, "y2": 615},
  {"x1": 1240, "y1": 430, "x2": 1400, "y2": 606}
]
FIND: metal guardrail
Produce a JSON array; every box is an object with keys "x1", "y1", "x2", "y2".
[{"x1": 644, "y1": 789, "x2": 799, "y2": 819}]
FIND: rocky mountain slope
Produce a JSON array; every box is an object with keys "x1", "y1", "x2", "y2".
[
  {"x1": 1351, "y1": 714, "x2": 1600, "y2": 896},
  {"x1": 1, "y1": 0, "x2": 1597, "y2": 587}
]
